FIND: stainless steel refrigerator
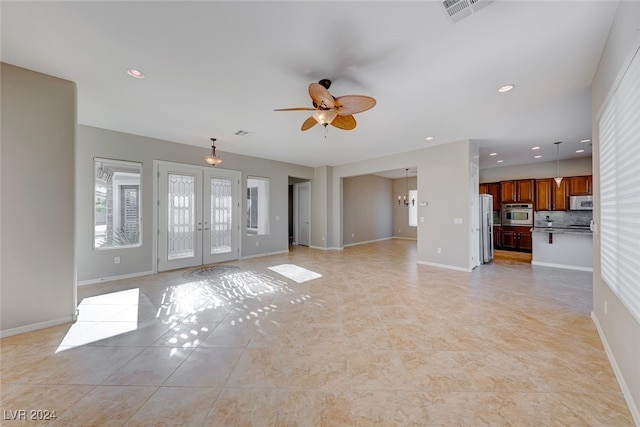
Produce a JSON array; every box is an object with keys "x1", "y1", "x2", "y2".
[{"x1": 479, "y1": 194, "x2": 494, "y2": 263}]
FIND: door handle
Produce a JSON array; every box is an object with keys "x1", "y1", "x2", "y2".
[{"x1": 204, "y1": 227, "x2": 210, "y2": 231}]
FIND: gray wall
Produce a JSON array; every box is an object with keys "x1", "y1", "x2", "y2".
[
  {"x1": 1, "y1": 63, "x2": 77, "y2": 334},
  {"x1": 330, "y1": 140, "x2": 474, "y2": 271},
  {"x1": 393, "y1": 176, "x2": 418, "y2": 240},
  {"x1": 480, "y1": 157, "x2": 592, "y2": 183},
  {"x1": 342, "y1": 174, "x2": 393, "y2": 246},
  {"x1": 416, "y1": 140, "x2": 476, "y2": 271},
  {"x1": 591, "y1": 1, "x2": 640, "y2": 419},
  {"x1": 76, "y1": 125, "x2": 313, "y2": 283}
]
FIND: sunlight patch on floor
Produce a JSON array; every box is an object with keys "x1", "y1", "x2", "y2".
[
  {"x1": 56, "y1": 288, "x2": 139, "y2": 352},
  {"x1": 267, "y1": 264, "x2": 321, "y2": 283}
]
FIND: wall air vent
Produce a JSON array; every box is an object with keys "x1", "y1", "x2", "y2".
[{"x1": 440, "y1": 0, "x2": 493, "y2": 24}]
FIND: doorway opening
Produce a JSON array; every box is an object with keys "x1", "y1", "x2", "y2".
[{"x1": 288, "y1": 177, "x2": 310, "y2": 247}]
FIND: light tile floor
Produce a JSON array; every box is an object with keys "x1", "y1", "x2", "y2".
[{"x1": 0, "y1": 240, "x2": 634, "y2": 426}]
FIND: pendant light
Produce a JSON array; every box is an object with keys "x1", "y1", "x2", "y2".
[
  {"x1": 203, "y1": 138, "x2": 223, "y2": 166},
  {"x1": 398, "y1": 168, "x2": 415, "y2": 206},
  {"x1": 553, "y1": 141, "x2": 562, "y2": 187}
]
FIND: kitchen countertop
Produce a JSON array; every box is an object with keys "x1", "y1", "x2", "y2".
[{"x1": 532, "y1": 226, "x2": 592, "y2": 235}]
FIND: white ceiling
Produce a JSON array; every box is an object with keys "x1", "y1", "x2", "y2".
[{"x1": 1, "y1": 1, "x2": 617, "y2": 172}]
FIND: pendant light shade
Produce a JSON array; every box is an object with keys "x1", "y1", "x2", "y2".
[
  {"x1": 203, "y1": 138, "x2": 223, "y2": 166},
  {"x1": 554, "y1": 141, "x2": 562, "y2": 187}
]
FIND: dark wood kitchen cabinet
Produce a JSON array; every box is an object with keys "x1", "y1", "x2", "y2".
[
  {"x1": 568, "y1": 175, "x2": 592, "y2": 196},
  {"x1": 500, "y1": 226, "x2": 532, "y2": 252},
  {"x1": 500, "y1": 179, "x2": 535, "y2": 204},
  {"x1": 493, "y1": 226, "x2": 502, "y2": 250},
  {"x1": 479, "y1": 182, "x2": 501, "y2": 210},
  {"x1": 535, "y1": 178, "x2": 569, "y2": 211}
]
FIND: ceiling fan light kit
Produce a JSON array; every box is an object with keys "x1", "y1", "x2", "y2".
[
  {"x1": 203, "y1": 138, "x2": 223, "y2": 166},
  {"x1": 275, "y1": 79, "x2": 376, "y2": 133}
]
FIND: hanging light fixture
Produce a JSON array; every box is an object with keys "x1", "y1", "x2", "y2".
[
  {"x1": 398, "y1": 168, "x2": 415, "y2": 206},
  {"x1": 553, "y1": 141, "x2": 563, "y2": 187},
  {"x1": 203, "y1": 138, "x2": 223, "y2": 166},
  {"x1": 313, "y1": 109, "x2": 338, "y2": 126}
]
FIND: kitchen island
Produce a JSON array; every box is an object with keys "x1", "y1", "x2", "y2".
[{"x1": 531, "y1": 227, "x2": 593, "y2": 271}]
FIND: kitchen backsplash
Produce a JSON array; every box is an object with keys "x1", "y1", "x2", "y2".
[{"x1": 534, "y1": 211, "x2": 593, "y2": 228}]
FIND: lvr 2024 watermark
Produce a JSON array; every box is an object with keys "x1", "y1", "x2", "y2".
[{"x1": 3, "y1": 409, "x2": 58, "y2": 421}]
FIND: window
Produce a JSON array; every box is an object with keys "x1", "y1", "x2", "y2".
[
  {"x1": 246, "y1": 176, "x2": 270, "y2": 235},
  {"x1": 598, "y1": 47, "x2": 640, "y2": 324},
  {"x1": 94, "y1": 158, "x2": 142, "y2": 249},
  {"x1": 408, "y1": 190, "x2": 418, "y2": 227}
]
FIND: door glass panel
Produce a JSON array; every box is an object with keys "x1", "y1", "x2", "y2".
[
  {"x1": 167, "y1": 173, "x2": 196, "y2": 260},
  {"x1": 211, "y1": 177, "x2": 233, "y2": 254}
]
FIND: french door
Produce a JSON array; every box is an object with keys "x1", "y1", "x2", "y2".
[{"x1": 157, "y1": 162, "x2": 241, "y2": 272}]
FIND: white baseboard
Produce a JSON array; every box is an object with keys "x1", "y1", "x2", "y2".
[
  {"x1": 392, "y1": 236, "x2": 418, "y2": 241},
  {"x1": 343, "y1": 237, "x2": 392, "y2": 248},
  {"x1": 531, "y1": 261, "x2": 593, "y2": 272},
  {"x1": 241, "y1": 250, "x2": 289, "y2": 260},
  {"x1": 591, "y1": 311, "x2": 640, "y2": 426},
  {"x1": 308, "y1": 245, "x2": 343, "y2": 251},
  {"x1": 77, "y1": 270, "x2": 154, "y2": 286},
  {"x1": 416, "y1": 260, "x2": 472, "y2": 272},
  {"x1": 0, "y1": 315, "x2": 74, "y2": 339}
]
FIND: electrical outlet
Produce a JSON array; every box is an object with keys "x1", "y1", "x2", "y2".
[
  {"x1": 114, "y1": 257, "x2": 120, "y2": 264},
  {"x1": 437, "y1": 248, "x2": 441, "y2": 254},
  {"x1": 256, "y1": 241, "x2": 259, "y2": 247},
  {"x1": 351, "y1": 233, "x2": 355, "y2": 238},
  {"x1": 604, "y1": 300, "x2": 608, "y2": 314}
]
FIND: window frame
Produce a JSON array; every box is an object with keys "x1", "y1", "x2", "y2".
[{"x1": 93, "y1": 158, "x2": 143, "y2": 250}]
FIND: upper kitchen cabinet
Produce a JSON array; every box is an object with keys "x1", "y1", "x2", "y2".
[
  {"x1": 568, "y1": 175, "x2": 592, "y2": 196},
  {"x1": 479, "y1": 182, "x2": 501, "y2": 210},
  {"x1": 535, "y1": 178, "x2": 569, "y2": 211},
  {"x1": 500, "y1": 179, "x2": 535, "y2": 204}
]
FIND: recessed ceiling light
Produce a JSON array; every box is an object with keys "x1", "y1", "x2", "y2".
[
  {"x1": 534, "y1": 155, "x2": 542, "y2": 159},
  {"x1": 497, "y1": 84, "x2": 515, "y2": 93},
  {"x1": 531, "y1": 146, "x2": 540, "y2": 150},
  {"x1": 489, "y1": 152, "x2": 497, "y2": 156},
  {"x1": 425, "y1": 136, "x2": 434, "y2": 141},
  {"x1": 580, "y1": 139, "x2": 591, "y2": 143},
  {"x1": 576, "y1": 149, "x2": 585, "y2": 153},
  {"x1": 126, "y1": 68, "x2": 145, "y2": 79},
  {"x1": 497, "y1": 160, "x2": 504, "y2": 163}
]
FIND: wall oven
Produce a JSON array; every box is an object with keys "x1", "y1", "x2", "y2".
[{"x1": 502, "y1": 203, "x2": 533, "y2": 226}]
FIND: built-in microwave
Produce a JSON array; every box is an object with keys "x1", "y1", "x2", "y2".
[
  {"x1": 502, "y1": 203, "x2": 533, "y2": 226},
  {"x1": 570, "y1": 195, "x2": 593, "y2": 210}
]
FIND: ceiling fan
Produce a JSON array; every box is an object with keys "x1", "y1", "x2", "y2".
[{"x1": 275, "y1": 79, "x2": 376, "y2": 131}]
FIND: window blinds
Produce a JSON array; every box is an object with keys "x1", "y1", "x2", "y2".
[{"x1": 598, "y1": 47, "x2": 640, "y2": 325}]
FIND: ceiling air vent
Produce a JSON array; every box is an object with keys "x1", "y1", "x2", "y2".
[{"x1": 440, "y1": 0, "x2": 493, "y2": 24}]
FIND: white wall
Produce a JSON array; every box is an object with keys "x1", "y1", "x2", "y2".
[
  {"x1": 1, "y1": 63, "x2": 77, "y2": 336},
  {"x1": 591, "y1": 2, "x2": 640, "y2": 421},
  {"x1": 76, "y1": 125, "x2": 314, "y2": 283}
]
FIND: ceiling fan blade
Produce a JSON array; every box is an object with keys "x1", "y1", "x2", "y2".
[
  {"x1": 301, "y1": 116, "x2": 318, "y2": 131},
  {"x1": 274, "y1": 107, "x2": 317, "y2": 111},
  {"x1": 309, "y1": 83, "x2": 335, "y2": 109},
  {"x1": 331, "y1": 114, "x2": 356, "y2": 130},
  {"x1": 334, "y1": 95, "x2": 376, "y2": 115}
]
